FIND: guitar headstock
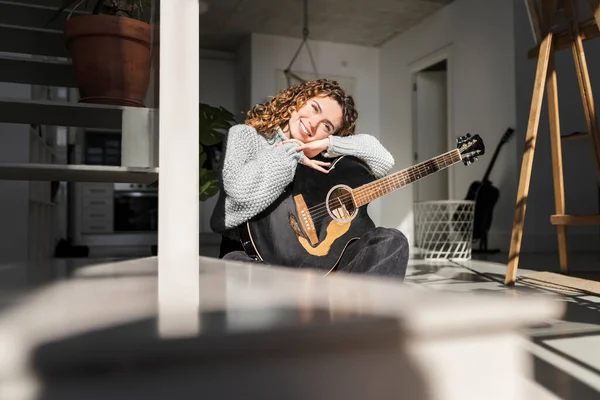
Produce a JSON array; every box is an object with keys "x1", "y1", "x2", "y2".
[{"x1": 456, "y1": 133, "x2": 485, "y2": 165}]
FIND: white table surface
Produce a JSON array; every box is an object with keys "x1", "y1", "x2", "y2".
[{"x1": 0, "y1": 256, "x2": 564, "y2": 399}]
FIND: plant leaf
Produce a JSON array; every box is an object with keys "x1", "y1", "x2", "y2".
[
  {"x1": 196, "y1": 103, "x2": 236, "y2": 200},
  {"x1": 47, "y1": 0, "x2": 80, "y2": 23},
  {"x1": 199, "y1": 102, "x2": 231, "y2": 146},
  {"x1": 199, "y1": 168, "x2": 220, "y2": 201},
  {"x1": 199, "y1": 152, "x2": 207, "y2": 169},
  {"x1": 200, "y1": 130, "x2": 224, "y2": 146}
]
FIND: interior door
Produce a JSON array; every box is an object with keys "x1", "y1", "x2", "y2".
[{"x1": 413, "y1": 70, "x2": 449, "y2": 202}]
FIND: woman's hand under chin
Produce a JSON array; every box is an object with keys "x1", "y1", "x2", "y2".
[
  {"x1": 278, "y1": 137, "x2": 332, "y2": 174},
  {"x1": 280, "y1": 138, "x2": 330, "y2": 159},
  {"x1": 301, "y1": 137, "x2": 330, "y2": 158}
]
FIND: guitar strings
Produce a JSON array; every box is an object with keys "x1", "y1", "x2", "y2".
[
  {"x1": 304, "y1": 153, "x2": 460, "y2": 225},
  {"x1": 306, "y1": 152, "x2": 457, "y2": 215},
  {"x1": 306, "y1": 167, "x2": 430, "y2": 224},
  {"x1": 307, "y1": 146, "x2": 476, "y2": 224},
  {"x1": 305, "y1": 157, "x2": 452, "y2": 222}
]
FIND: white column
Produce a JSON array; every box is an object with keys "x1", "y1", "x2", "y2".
[{"x1": 157, "y1": 0, "x2": 204, "y2": 337}]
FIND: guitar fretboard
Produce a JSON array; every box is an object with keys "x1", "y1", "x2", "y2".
[{"x1": 353, "y1": 149, "x2": 462, "y2": 207}]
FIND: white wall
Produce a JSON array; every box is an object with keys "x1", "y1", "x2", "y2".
[
  {"x1": 250, "y1": 33, "x2": 383, "y2": 224},
  {"x1": 379, "y1": 0, "x2": 517, "y2": 249},
  {"x1": 0, "y1": 82, "x2": 30, "y2": 263},
  {"x1": 514, "y1": 0, "x2": 600, "y2": 252},
  {"x1": 200, "y1": 51, "x2": 237, "y2": 115},
  {"x1": 235, "y1": 36, "x2": 252, "y2": 122}
]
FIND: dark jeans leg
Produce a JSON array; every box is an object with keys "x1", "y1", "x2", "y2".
[
  {"x1": 222, "y1": 250, "x2": 262, "y2": 263},
  {"x1": 335, "y1": 227, "x2": 409, "y2": 279}
]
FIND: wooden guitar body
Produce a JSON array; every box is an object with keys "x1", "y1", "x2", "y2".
[{"x1": 239, "y1": 156, "x2": 377, "y2": 272}]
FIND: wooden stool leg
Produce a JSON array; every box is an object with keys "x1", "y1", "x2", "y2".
[
  {"x1": 505, "y1": 1, "x2": 557, "y2": 285},
  {"x1": 546, "y1": 50, "x2": 569, "y2": 273},
  {"x1": 505, "y1": 35, "x2": 554, "y2": 285}
]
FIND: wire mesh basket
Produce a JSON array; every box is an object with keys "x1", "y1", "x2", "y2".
[{"x1": 414, "y1": 200, "x2": 476, "y2": 260}]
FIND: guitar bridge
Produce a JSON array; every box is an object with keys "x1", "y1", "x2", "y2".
[{"x1": 294, "y1": 194, "x2": 319, "y2": 245}]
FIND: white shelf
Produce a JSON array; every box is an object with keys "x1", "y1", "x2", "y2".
[
  {"x1": 0, "y1": 163, "x2": 158, "y2": 183},
  {"x1": 0, "y1": 53, "x2": 75, "y2": 87},
  {"x1": 0, "y1": 97, "x2": 125, "y2": 129}
]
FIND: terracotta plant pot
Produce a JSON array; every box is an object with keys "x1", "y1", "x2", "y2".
[{"x1": 63, "y1": 14, "x2": 151, "y2": 107}]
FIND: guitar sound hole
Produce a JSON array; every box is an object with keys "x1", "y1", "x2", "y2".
[{"x1": 326, "y1": 186, "x2": 357, "y2": 222}]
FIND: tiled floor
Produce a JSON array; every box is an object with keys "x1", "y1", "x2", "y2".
[{"x1": 406, "y1": 251, "x2": 600, "y2": 400}]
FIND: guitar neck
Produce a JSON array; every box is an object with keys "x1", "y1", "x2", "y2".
[
  {"x1": 353, "y1": 149, "x2": 462, "y2": 207},
  {"x1": 482, "y1": 129, "x2": 513, "y2": 182},
  {"x1": 481, "y1": 142, "x2": 503, "y2": 182}
]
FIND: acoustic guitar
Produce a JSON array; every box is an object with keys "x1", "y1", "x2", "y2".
[
  {"x1": 463, "y1": 127, "x2": 515, "y2": 253},
  {"x1": 239, "y1": 134, "x2": 485, "y2": 272}
]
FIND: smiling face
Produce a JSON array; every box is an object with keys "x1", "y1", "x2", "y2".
[{"x1": 283, "y1": 96, "x2": 343, "y2": 143}]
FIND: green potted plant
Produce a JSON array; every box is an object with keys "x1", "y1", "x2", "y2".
[
  {"x1": 49, "y1": 1, "x2": 152, "y2": 107},
  {"x1": 149, "y1": 103, "x2": 236, "y2": 201},
  {"x1": 198, "y1": 103, "x2": 236, "y2": 201}
]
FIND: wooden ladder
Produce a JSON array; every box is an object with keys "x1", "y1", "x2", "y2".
[{"x1": 505, "y1": 0, "x2": 600, "y2": 285}]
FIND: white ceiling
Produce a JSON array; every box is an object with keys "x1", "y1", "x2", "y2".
[{"x1": 199, "y1": 0, "x2": 454, "y2": 51}]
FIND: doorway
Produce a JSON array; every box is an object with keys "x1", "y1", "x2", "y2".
[{"x1": 412, "y1": 59, "x2": 449, "y2": 203}]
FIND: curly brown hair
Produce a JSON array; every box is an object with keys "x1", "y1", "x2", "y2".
[{"x1": 245, "y1": 79, "x2": 358, "y2": 137}]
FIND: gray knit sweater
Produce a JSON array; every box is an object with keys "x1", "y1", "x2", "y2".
[{"x1": 210, "y1": 124, "x2": 394, "y2": 238}]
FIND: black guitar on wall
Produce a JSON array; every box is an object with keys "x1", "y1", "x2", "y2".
[
  {"x1": 239, "y1": 134, "x2": 485, "y2": 272},
  {"x1": 464, "y1": 127, "x2": 515, "y2": 253}
]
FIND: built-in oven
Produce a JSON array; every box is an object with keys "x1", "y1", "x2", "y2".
[
  {"x1": 75, "y1": 130, "x2": 159, "y2": 250},
  {"x1": 113, "y1": 183, "x2": 158, "y2": 232}
]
